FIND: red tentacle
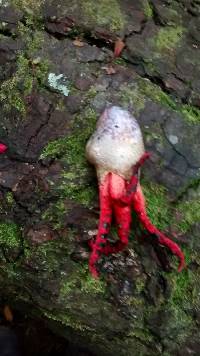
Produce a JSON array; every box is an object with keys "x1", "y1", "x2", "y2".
[
  {"x1": 102, "y1": 203, "x2": 131, "y2": 255},
  {"x1": 132, "y1": 184, "x2": 185, "y2": 272},
  {"x1": 89, "y1": 173, "x2": 112, "y2": 278},
  {"x1": 122, "y1": 152, "x2": 150, "y2": 205}
]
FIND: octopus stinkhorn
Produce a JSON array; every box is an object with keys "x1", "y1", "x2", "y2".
[{"x1": 86, "y1": 106, "x2": 185, "y2": 278}]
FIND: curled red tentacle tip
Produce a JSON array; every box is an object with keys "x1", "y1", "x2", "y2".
[
  {"x1": 178, "y1": 260, "x2": 186, "y2": 273},
  {"x1": 0, "y1": 143, "x2": 7, "y2": 154}
]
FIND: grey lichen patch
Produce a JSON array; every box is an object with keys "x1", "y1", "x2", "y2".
[
  {"x1": 82, "y1": 0, "x2": 125, "y2": 32},
  {"x1": 48, "y1": 73, "x2": 71, "y2": 97}
]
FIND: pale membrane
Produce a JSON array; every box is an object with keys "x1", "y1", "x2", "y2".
[{"x1": 86, "y1": 106, "x2": 145, "y2": 181}]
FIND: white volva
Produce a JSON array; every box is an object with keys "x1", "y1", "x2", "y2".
[{"x1": 86, "y1": 106, "x2": 145, "y2": 181}]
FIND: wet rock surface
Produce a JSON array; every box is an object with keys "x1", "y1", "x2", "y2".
[{"x1": 0, "y1": 1, "x2": 200, "y2": 355}]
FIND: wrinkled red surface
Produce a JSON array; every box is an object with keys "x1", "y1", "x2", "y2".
[{"x1": 89, "y1": 152, "x2": 185, "y2": 277}]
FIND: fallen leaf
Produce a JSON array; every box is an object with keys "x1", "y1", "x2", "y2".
[
  {"x1": 102, "y1": 65, "x2": 116, "y2": 75},
  {"x1": 114, "y1": 38, "x2": 125, "y2": 58},
  {"x1": 3, "y1": 305, "x2": 13, "y2": 322},
  {"x1": 73, "y1": 38, "x2": 85, "y2": 47}
]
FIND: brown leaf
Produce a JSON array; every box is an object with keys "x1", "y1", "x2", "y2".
[
  {"x1": 102, "y1": 65, "x2": 116, "y2": 75},
  {"x1": 114, "y1": 38, "x2": 125, "y2": 58},
  {"x1": 73, "y1": 38, "x2": 85, "y2": 47},
  {"x1": 3, "y1": 305, "x2": 13, "y2": 322}
]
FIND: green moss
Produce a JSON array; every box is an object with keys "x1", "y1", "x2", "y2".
[
  {"x1": 41, "y1": 108, "x2": 96, "y2": 159},
  {"x1": 181, "y1": 105, "x2": 200, "y2": 124},
  {"x1": 143, "y1": 0, "x2": 153, "y2": 19},
  {"x1": 80, "y1": 267, "x2": 106, "y2": 294},
  {"x1": 142, "y1": 182, "x2": 172, "y2": 230},
  {"x1": 43, "y1": 310, "x2": 93, "y2": 332},
  {"x1": 138, "y1": 78, "x2": 177, "y2": 109},
  {"x1": 118, "y1": 83, "x2": 146, "y2": 114},
  {"x1": 142, "y1": 179, "x2": 200, "y2": 235},
  {"x1": 166, "y1": 304, "x2": 193, "y2": 345},
  {"x1": 113, "y1": 57, "x2": 127, "y2": 66},
  {"x1": 11, "y1": 0, "x2": 44, "y2": 17},
  {"x1": 85, "y1": 86, "x2": 98, "y2": 100},
  {"x1": 45, "y1": 267, "x2": 106, "y2": 332},
  {"x1": 60, "y1": 265, "x2": 105, "y2": 298},
  {"x1": 5, "y1": 192, "x2": 15, "y2": 206},
  {"x1": 154, "y1": 26, "x2": 184, "y2": 52},
  {"x1": 138, "y1": 77, "x2": 200, "y2": 123},
  {"x1": 0, "y1": 263, "x2": 21, "y2": 280},
  {"x1": 160, "y1": 265, "x2": 198, "y2": 347},
  {"x1": 0, "y1": 222, "x2": 21, "y2": 248},
  {"x1": 174, "y1": 198, "x2": 200, "y2": 233},
  {"x1": 82, "y1": 0, "x2": 125, "y2": 32},
  {"x1": 0, "y1": 56, "x2": 30, "y2": 114},
  {"x1": 128, "y1": 327, "x2": 153, "y2": 344},
  {"x1": 42, "y1": 200, "x2": 67, "y2": 229},
  {"x1": 60, "y1": 278, "x2": 77, "y2": 296},
  {"x1": 41, "y1": 108, "x2": 97, "y2": 208},
  {"x1": 27, "y1": 239, "x2": 71, "y2": 273},
  {"x1": 0, "y1": 26, "x2": 49, "y2": 115},
  {"x1": 170, "y1": 268, "x2": 191, "y2": 306}
]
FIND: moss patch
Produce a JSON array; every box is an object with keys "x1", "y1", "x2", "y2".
[
  {"x1": 154, "y1": 26, "x2": 184, "y2": 52},
  {"x1": 11, "y1": 0, "x2": 44, "y2": 16},
  {"x1": 0, "y1": 26, "x2": 49, "y2": 115},
  {"x1": 142, "y1": 180, "x2": 200, "y2": 235},
  {"x1": 138, "y1": 77, "x2": 200, "y2": 123},
  {"x1": 174, "y1": 198, "x2": 200, "y2": 233},
  {"x1": 41, "y1": 108, "x2": 97, "y2": 210},
  {"x1": 142, "y1": 182, "x2": 172, "y2": 230},
  {"x1": 143, "y1": 0, "x2": 153, "y2": 19},
  {"x1": 82, "y1": 0, "x2": 125, "y2": 32},
  {"x1": 0, "y1": 222, "x2": 21, "y2": 248},
  {"x1": 160, "y1": 264, "x2": 198, "y2": 349},
  {"x1": 118, "y1": 83, "x2": 146, "y2": 115},
  {"x1": 60, "y1": 265, "x2": 106, "y2": 298},
  {"x1": 43, "y1": 310, "x2": 94, "y2": 332}
]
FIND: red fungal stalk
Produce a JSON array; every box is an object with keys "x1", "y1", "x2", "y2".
[
  {"x1": 89, "y1": 173, "x2": 112, "y2": 277},
  {"x1": 132, "y1": 185, "x2": 185, "y2": 272}
]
